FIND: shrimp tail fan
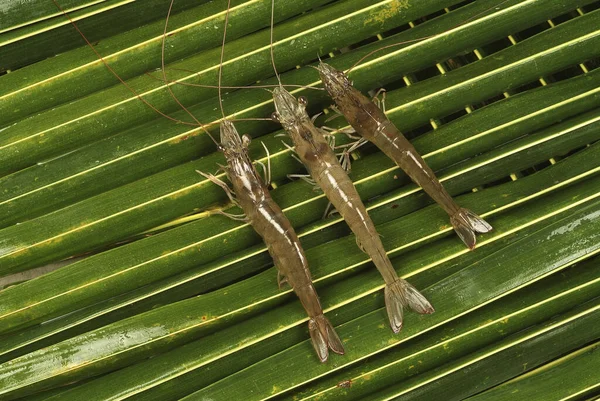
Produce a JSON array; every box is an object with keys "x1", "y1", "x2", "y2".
[
  {"x1": 385, "y1": 279, "x2": 434, "y2": 334},
  {"x1": 309, "y1": 315, "x2": 345, "y2": 362},
  {"x1": 450, "y1": 208, "x2": 493, "y2": 250}
]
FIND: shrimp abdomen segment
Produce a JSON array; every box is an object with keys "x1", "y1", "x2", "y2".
[
  {"x1": 254, "y1": 202, "x2": 345, "y2": 362},
  {"x1": 240, "y1": 189, "x2": 345, "y2": 362},
  {"x1": 312, "y1": 156, "x2": 398, "y2": 285},
  {"x1": 255, "y1": 201, "x2": 312, "y2": 289},
  {"x1": 375, "y1": 117, "x2": 493, "y2": 249},
  {"x1": 311, "y1": 158, "x2": 434, "y2": 333}
]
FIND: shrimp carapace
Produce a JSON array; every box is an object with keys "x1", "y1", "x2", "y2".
[
  {"x1": 271, "y1": 86, "x2": 434, "y2": 333},
  {"x1": 316, "y1": 61, "x2": 492, "y2": 250}
]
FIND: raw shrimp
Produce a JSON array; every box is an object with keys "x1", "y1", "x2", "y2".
[
  {"x1": 200, "y1": 121, "x2": 344, "y2": 362},
  {"x1": 317, "y1": 61, "x2": 492, "y2": 249},
  {"x1": 270, "y1": 87, "x2": 433, "y2": 332},
  {"x1": 198, "y1": 0, "x2": 343, "y2": 363}
]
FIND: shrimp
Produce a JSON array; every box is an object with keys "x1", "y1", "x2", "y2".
[
  {"x1": 200, "y1": 121, "x2": 344, "y2": 362},
  {"x1": 316, "y1": 62, "x2": 492, "y2": 250},
  {"x1": 270, "y1": 87, "x2": 434, "y2": 333},
  {"x1": 196, "y1": 0, "x2": 343, "y2": 363}
]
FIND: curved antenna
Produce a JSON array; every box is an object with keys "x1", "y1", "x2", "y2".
[
  {"x1": 161, "y1": 0, "x2": 218, "y2": 145},
  {"x1": 270, "y1": 0, "x2": 283, "y2": 87},
  {"x1": 145, "y1": 69, "x2": 324, "y2": 90},
  {"x1": 51, "y1": 0, "x2": 212, "y2": 130},
  {"x1": 346, "y1": 0, "x2": 515, "y2": 74},
  {"x1": 229, "y1": 117, "x2": 273, "y2": 122},
  {"x1": 218, "y1": 0, "x2": 233, "y2": 119}
]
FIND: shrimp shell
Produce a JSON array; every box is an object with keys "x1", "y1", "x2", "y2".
[
  {"x1": 272, "y1": 87, "x2": 433, "y2": 334},
  {"x1": 209, "y1": 120, "x2": 344, "y2": 362},
  {"x1": 317, "y1": 61, "x2": 492, "y2": 250}
]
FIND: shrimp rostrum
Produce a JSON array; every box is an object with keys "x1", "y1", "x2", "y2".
[
  {"x1": 200, "y1": 120, "x2": 344, "y2": 362},
  {"x1": 271, "y1": 87, "x2": 434, "y2": 334},
  {"x1": 317, "y1": 62, "x2": 492, "y2": 250}
]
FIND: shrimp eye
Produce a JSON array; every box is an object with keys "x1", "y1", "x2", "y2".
[
  {"x1": 298, "y1": 96, "x2": 308, "y2": 106},
  {"x1": 271, "y1": 112, "x2": 280, "y2": 123},
  {"x1": 242, "y1": 134, "x2": 252, "y2": 146},
  {"x1": 216, "y1": 144, "x2": 224, "y2": 152}
]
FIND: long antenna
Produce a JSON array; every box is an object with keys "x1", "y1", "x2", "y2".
[
  {"x1": 270, "y1": 0, "x2": 282, "y2": 87},
  {"x1": 145, "y1": 69, "x2": 323, "y2": 90},
  {"x1": 161, "y1": 0, "x2": 218, "y2": 145},
  {"x1": 156, "y1": 0, "x2": 322, "y2": 93},
  {"x1": 51, "y1": 0, "x2": 210, "y2": 129},
  {"x1": 218, "y1": 0, "x2": 233, "y2": 119}
]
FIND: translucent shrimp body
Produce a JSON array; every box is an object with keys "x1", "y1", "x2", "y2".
[
  {"x1": 272, "y1": 87, "x2": 433, "y2": 333},
  {"x1": 317, "y1": 62, "x2": 492, "y2": 249},
  {"x1": 215, "y1": 120, "x2": 344, "y2": 362}
]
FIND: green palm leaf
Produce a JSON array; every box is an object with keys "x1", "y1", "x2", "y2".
[{"x1": 0, "y1": 0, "x2": 598, "y2": 399}]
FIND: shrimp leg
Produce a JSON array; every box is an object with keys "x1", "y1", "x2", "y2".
[
  {"x1": 196, "y1": 171, "x2": 239, "y2": 206},
  {"x1": 213, "y1": 120, "x2": 344, "y2": 362},
  {"x1": 272, "y1": 88, "x2": 434, "y2": 333},
  {"x1": 317, "y1": 62, "x2": 492, "y2": 250}
]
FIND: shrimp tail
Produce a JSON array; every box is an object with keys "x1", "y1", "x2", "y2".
[
  {"x1": 450, "y1": 208, "x2": 493, "y2": 250},
  {"x1": 385, "y1": 279, "x2": 434, "y2": 334},
  {"x1": 308, "y1": 315, "x2": 345, "y2": 362}
]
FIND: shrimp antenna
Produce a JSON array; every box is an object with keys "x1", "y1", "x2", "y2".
[
  {"x1": 152, "y1": 0, "x2": 324, "y2": 94},
  {"x1": 347, "y1": 0, "x2": 515, "y2": 74},
  {"x1": 216, "y1": 3, "x2": 272, "y2": 124},
  {"x1": 145, "y1": 69, "x2": 324, "y2": 91},
  {"x1": 161, "y1": 0, "x2": 218, "y2": 145},
  {"x1": 218, "y1": 0, "x2": 233, "y2": 119},
  {"x1": 51, "y1": 0, "x2": 213, "y2": 131},
  {"x1": 216, "y1": 2, "x2": 270, "y2": 125},
  {"x1": 270, "y1": 0, "x2": 283, "y2": 87}
]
